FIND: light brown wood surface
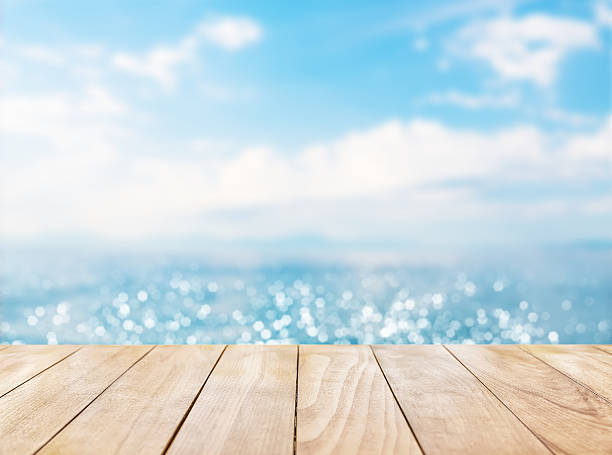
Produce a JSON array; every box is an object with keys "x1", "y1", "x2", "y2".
[
  {"x1": 595, "y1": 345, "x2": 612, "y2": 355},
  {"x1": 166, "y1": 344, "x2": 297, "y2": 455},
  {"x1": 373, "y1": 345, "x2": 549, "y2": 454},
  {"x1": 0, "y1": 345, "x2": 152, "y2": 455},
  {"x1": 0, "y1": 345, "x2": 610, "y2": 455},
  {"x1": 522, "y1": 345, "x2": 612, "y2": 402},
  {"x1": 0, "y1": 344, "x2": 80, "y2": 397},
  {"x1": 38, "y1": 345, "x2": 225, "y2": 455},
  {"x1": 448, "y1": 344, "x2": 612, "y2": 454},
  {"x1": 297, "y1": 345, "x2": 421, "y2": 455}
]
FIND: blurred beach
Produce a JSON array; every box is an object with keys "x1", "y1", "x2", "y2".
[{"x1": 1, "y1": 1, "x2": 610, "y2": 346}]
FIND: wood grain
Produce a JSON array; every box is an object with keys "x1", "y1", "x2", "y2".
[
  {"x1": 373, "y1": 345, "x2": 549, "y2": 454},
  {"x1": 0, "y1": 345, "x2": 151, "y2": 455},
  {"x1": 297, "y1": 345, "x2": 421, "y2": 455},
  {"x1": 448, "y1": 344, "x2": 612, "y2": 454},
  {"x1": 0, "y1": 344, "x2": 610, "y2": 454},
  {"x1": 595, "y1": 345, "x2": 612, "y2": 355},
  {"x1": 0, "y1": 344, "x2": 80, "y2": 397},
  {"x1": 166, "y1": 345, "x2": 297, "y2": 455},
  {"x1": 39, "y1": 345, "x2": 225, "y2": 455},
  {"x1": 522, "y1": 345, "x2": 612, "y2": 402}
]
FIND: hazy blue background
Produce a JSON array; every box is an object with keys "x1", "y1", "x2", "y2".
[{"x1": 1, "y1": 0, "x2": 611, "y2": 345}]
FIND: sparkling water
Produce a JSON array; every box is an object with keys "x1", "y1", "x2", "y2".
[{"x1": 1, "y1": 246, "x2": 610, "y2": 345}]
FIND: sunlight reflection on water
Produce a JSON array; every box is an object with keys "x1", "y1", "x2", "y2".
[{"x1": 1, "y1": 248, "x2": 610, "y2": 345}]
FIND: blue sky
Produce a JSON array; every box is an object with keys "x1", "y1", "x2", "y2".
[{"x1": 1, "y1": 0, "x2": 611, "y2": 251}]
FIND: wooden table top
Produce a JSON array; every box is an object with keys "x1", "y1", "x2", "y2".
[{"x1": 0, "y1": 344, "x2": 610, "y2": 454}]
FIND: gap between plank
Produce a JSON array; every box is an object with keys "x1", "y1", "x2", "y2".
[
  {"x1": 369, "y1": 345, "x2": 426, "y2": 455},
  {"x1": 518, "y1": 346, "x2": 612, "y2": 406},
  {"x1": 442, "y1": 345, "x2": 555, "y2": 455},
  {"x1": 0, "y1": 345, "x2": 83, "y2": 400},
  {"x1": 293, "y1": 345, "x2": 300, "y2": 455},
  {"x1": 33, "y1": 345, "x2": 157, "y2": 455},
  {"x1": 161, "y1": 345, "x2": 228, "y2": 455}
]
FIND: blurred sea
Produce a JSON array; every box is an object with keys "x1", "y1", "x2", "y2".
[{"x1": 1, "y1": 245, "x2": 610, "y2": 345}]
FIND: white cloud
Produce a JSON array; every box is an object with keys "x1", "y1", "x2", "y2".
[
  {"x1": 1, "y1": 86, "x2": 131, "y2": 238},
  {"x1": 423, "y1": 91, "x2": 601, "y2": 125},
  {"x1": 583, "y1": 195, "x2": 612, "y2": 215},
  {"x1": 563, "y1": 116, "x2": 612, "y2": 161},
  {"x1": 544, "y1": 108, "x2": 599, "y2": 127},
  {"x1": 112, "y1": 16, "x2": 262, "y2": 88},
  {"x1": 112, "y1": 38, "x2": 196, "y2": 89},
  {"x1": 198, "y1": 17, "x2": 262, "y2": 51},
  {"x1": 595, "y1": 0, "x2": 612, "y2": 27},
  {"x1": 1, "y1": 85, "x2": 128, "y2": 142},
  {"x1": 454, "y1": 14, "x2": 599, "y2": 86},
  {"x1": 425, "y1": 90, "x2": 520, "y2": 109},
  {"x1": 2, "y1": 41, "x2": 108, "y2": 86},
  {"x1": 20, "y1": 45, "x2": 66, "y2": 65},
  {"x1": 2, "y1": 103, "x2": 610, "y2": 240},
  {"x1": 15, "y1": 43, "x2": 105, "y2": 69},
  {"x1": 392, "y1": 0, "x2": 520, "y2": 31}
]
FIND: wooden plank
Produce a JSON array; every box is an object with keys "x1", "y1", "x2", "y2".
[
  {"x1": 166, "y1": 345, "x2": 297, "y2": 455},
  {"x1": 448, "y1": 344, "x2": 612, "y2": 454},
  {"x1": 373, "y1": 345, "x2": 549, "y2": 454},
  {"x1": 0, "y1": 345, "x2": 152, "y2": 455},
  {"x1": 297, "y1": 345, "x2": 421, "y2": 455},
  {"x1": 39, "y1": 345, "x2": 225, "y2": 455},
  {"x1": 0, "y1": 344, "x2": 80, "y2": 397},
  {"x1": 595, "y1": 345, "x2": 612, "y2": 355},
  {"x1": 522, "y1": 345, "x2": 612, "y2": 402}
]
